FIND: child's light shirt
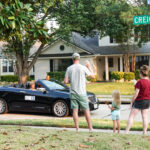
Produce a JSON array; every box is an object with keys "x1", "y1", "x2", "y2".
[{"x1": 112, "y1": 101, "x2": 120, "y2": 111}]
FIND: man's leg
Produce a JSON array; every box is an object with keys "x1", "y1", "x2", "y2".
[
  {"x1": 84, "y1": 109, "x2": 93, "y2": 131},
  {"x1": 141, "y1": 109, "x2": 149, "y2": 135},
  {"x1": 125, "y1": 108, "x2": 139, "y2": 134},
  {"x1": 73, "y1": 109, "x2": 79, "y2": 131}
]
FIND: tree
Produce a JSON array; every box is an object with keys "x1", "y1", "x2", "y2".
[
  {"x1": 96, "y1": 0, "x2": 150, "y2": 72},
  {"x1": 0, "y1": 0, "x2": 100, "y2": 84}
]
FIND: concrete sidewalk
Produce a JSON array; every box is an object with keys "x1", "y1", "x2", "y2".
[
  {"x1": 20, "y1": 126, "x2": 150, "y2": 135},
  {"x1": 96, "y1": 95, "x2": 132, "y2": 104}
]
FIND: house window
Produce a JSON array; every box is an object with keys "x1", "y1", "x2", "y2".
[
  {"x1": 2, "y1": 60, "x2": 14, "y2": 73},
  {"x1": 108, "y1": 58, "x2": 113, "y2": 67},
  {"x1": 110, "y1": 36, "x2": 116, "y2": 43},
  {"x1": 53, "y1": 59, "x2": 72, "y2": 72},
  {"x1": 60, "y1": 45, "x2": 65, "y2": 51},
  {"x1": 129, "y1": 56, "x2": 149, "y2": 71}
]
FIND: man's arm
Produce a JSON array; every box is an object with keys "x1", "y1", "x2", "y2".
[
  {"x1": 64, "y1": 77, "x2": 69, "y2": 84},
  {"x1": 64, "y1": 68, "x2": 69, "y2": 84},
  {"x1": 85, "y1": 61, "x2": 95, "y2": 79}
]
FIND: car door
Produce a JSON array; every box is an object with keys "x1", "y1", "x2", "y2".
[
  {"x1": 26, "y1": 90, "x2": 52, "y2": 113},
  {"x1": 7, "y1": 88, "x2": 32, "y2": 112}
]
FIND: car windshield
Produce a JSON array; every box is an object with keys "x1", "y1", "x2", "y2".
[{"x1": 41, "y1": 80, "x2": 66, "y2": 90}]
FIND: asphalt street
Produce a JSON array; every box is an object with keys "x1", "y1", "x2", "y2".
[
  {"x1": 91, "y1": 104, "x2": 150, "y2": 122},
  {"x1": 0, "y1": 104, "x2": 150, "y2": 122}
]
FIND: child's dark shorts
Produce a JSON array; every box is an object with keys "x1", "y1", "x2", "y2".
[{"x1": 132, "y1": 100, "x2": 150, "y2": 110}]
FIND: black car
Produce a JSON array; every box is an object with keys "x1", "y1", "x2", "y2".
[{"x1": 0, "y1": 79, "x2": 99, "y2": 117}]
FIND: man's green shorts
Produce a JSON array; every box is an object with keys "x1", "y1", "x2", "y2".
[{"x1": 70, "y1": 93, "x2": 89, "y2": 110}]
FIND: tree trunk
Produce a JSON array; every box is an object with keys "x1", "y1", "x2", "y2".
[
  {"x1": 16, "y1": 51, "x2": 29, "y2": 84},
  {"x1": 123, "y1": 53, "x2": 130, "y2": 72}
]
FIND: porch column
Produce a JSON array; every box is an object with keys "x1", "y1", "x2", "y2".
[
  {"x1": 105, "y1": 56, "x2": 109, "y2": 81},
  {"x1": 120, "y1": 56, "x2": 123, "y2": 72}
]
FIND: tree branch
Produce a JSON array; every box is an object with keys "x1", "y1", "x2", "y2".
[{"x1": 28, "y1": 43, "x2": 45, "y2": 71}]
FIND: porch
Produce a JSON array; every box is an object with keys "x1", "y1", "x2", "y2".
[{"x1": 94, "y1": 55, "x2": 150, "y2": 81}]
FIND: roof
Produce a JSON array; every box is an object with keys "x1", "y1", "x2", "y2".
[
  {"x1": 94, "y1": 44, "x2": 150, "y2": 55},
  {"x1": 1, "y1": 33, "x2": 150, "y2": 59}
]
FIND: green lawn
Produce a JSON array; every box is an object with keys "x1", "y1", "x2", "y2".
[
  {"x1": 86, "y1": 82, "x2": 134, "y2": 95},
  {"x1": 0, "y1": 118, "x2": 149, "y2": 131},
  {"x1": 0, "y1": 125, "x2": 149, "y2": 150}
]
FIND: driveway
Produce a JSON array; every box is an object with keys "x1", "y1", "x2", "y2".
[{"x1": 0, "y1": 104, "x2": 150, "y2": 122}]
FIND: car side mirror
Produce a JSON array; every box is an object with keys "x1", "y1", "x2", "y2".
[{"x1": 43, "y1": 90, "x2": 47, "y2": 94}]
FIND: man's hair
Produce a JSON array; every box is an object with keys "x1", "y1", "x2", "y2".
[
  {"x1": 140, "y1": 65, "x2": 149, "y2": 77},
  {"x1": 72, "y1": 53, "x2": 80, "y2": 61}
]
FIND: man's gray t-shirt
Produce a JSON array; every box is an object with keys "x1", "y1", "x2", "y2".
[{"x1": 65, "y1": 64, "x2": 91, "y2": 95}]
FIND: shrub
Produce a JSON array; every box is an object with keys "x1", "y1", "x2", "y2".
[
  {"x1": 124, "y1": 72, "x2": 135, "y2": 81},
  {"x1": 86, "y1": 75, "x2": 98, "y2": 82},
  {"x1": 0, "y1": 75, "x2": 18, "y2": 82},
  {"x1": 134, "y1": 70, "x2": 140, "y2": 80},
  {"x1": 47, "y1": 72, "x2": 65, "y2": 82},
  {"x1": 111, "y1": 71, "x2": 124, "y2": 80},
  {"x1": 134, "y1": 69, "x2": 150, "y2": 80},
  {"x1": 0, "y1": 75, "x2": 34, "y2": 82}
]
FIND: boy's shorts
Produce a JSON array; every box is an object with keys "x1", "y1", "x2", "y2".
[
  {"x1": 111, "y1": 110, "x2": 120, "y2": 120},
  {"x1": 70, "y1": 93, "x2": 89, "y2": 110}
]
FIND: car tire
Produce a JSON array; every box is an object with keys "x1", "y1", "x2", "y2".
[
  {"x1": 52, "y1": 100, "x2": 69, "y2": 117},
  {"x1": 0, "y1": 98, "x2": 8, "y2": 114}
]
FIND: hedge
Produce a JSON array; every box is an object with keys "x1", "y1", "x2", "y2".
[
  {"x1": 0, "y1": 75, "x2": 34, "y2": 82},
  {"x1": 134, "y1": 69, "x2": 150, "y2": 80},
  {"x1": 111, "y1": 71, "x2": 124, "y2": 80},
  {"x1": 86, "y1": 75, "x2": 98, "y2": 82},
  {"x1": 0, "y1": 75, "x2": 18, "y2": 82},
  {"x1": 47, "y1": 72, "x2": 65, "y2": 82},
  {"x1": 124, "y1": 72, "x2": 135, "y2": 81},
  {"x1": 134, "y1": 70, "x2": 140, "y2": 80}
]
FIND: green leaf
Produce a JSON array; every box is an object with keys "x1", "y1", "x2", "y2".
[
  {"x1": 0, "y1": 16, "x2": 4, "y2": 25},
  {"x1": 8, "y1": 16, "x2": 15, "y2": 20}
]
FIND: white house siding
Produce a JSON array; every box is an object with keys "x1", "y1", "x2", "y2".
[
  {"x1": 42, "y1": 40, "x2": 84, "y2": 54},
  {"x1": 98, "y1": 36, "x2": 119, "y2": 46},
  {"x1": 34, "y1": 59, "x2": 49, "y2": 80}
]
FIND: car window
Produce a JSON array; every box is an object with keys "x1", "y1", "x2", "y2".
[{"x1": 41, "y1": 80, "x2": 65, "y2": 90}]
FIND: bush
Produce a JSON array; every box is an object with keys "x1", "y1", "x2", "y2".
[
  {"x1": 47, "y1": 72, "x2": 65, "y2": 82},
  {"x1": 86, "y1": 75, "x2": 98, "y2": 82},
  {"x1": 0, "y1": 75, "x2": 18, "y2": 82},
  {"x1": 111, "y1": 71, "x2": 124, "y2": 80},
  {"x1": 124, "y1": 72, "x2": 135, "y2": 81},
  {"x1": 134, "y1": 70, "x2": 140, "y2": 80},
  {"x1": 0, "y1": 75, "x2": 34, "y2": 82},
  {"x1": 134, "y1": 69, "x2": 150, "y2": 80}
]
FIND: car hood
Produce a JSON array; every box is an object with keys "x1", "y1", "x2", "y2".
[{"x1": 55, "y1": 88, "x2": 95, "y2": 96}]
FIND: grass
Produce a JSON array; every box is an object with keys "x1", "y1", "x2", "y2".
[
  {"x1": 0, "y1": 118, "x2": 149, "y2": 131},
  {"x1": 0, "y1": 125, "x2": 150, "y2": 150},
  {"x1": 86, "y1": 82, "x2": 134, "y2": 95}
]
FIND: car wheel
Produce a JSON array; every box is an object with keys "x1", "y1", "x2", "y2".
[
  {"x1": 0, "y1": 98, "x2": 8, "y2": 114},
  {"x1": 52, "y1": 100, "x2": 69, "y2": 117}
]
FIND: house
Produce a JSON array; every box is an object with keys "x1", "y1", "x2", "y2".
[
  {"x1": 0, "y1": 32, "x2": 150, "y2": 81},
  {"x1": 32, "y1": 32, "x2": 150, "y2": 81},
  {"x1": 0, "y1": 42, "x2": 15, "y2": 76}
]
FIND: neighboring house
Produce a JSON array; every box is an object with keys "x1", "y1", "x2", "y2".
[
  {"x1": 0, "y1": 42, "x2": 15, "y2": 76},
  {"x1": 32, "y1": 32, "x2": 150, "y2": 81}
]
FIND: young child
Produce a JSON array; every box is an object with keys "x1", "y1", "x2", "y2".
[{"x1": 106, "y1": 90, "x2": 121, "y2": 133}]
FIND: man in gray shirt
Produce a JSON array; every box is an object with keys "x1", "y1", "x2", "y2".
[{"x1": 64, "y1": 53, "x2": 94, "y2": 132}]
